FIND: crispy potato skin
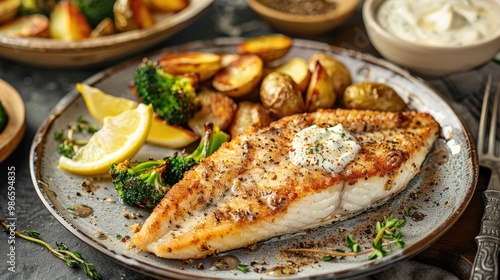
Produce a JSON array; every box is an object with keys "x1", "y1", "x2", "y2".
[
  {"x1": 144, "y1": 0, "x2": 188, "y2": 12},
  {"x1": 229, "y1": 101, "x2": 272, "y2": 138},
  {"x1": 0, "y1": 14, "x2": 50, "y2": 37},
  {"x1": 159, "y1": 52, "x2": 222, "y2": 82},
  {"x1": 305, "y1": 61, "x2": 336, "y2": 112},
  {"x1": 237, "y1": 34, "x2": 292, "y2": 62},
  {"x1": 212, "y1": 54, "x2": 264, "y2": 98},
  {"x1": 274, "y1": 57, "x2": 311, "y2": 92},
  {"x1": 343, "y1": 82, "x2": 407, "y2": 112},
  {"x1": 188, "y1": 89, "x2": 237, "y2": 136},
  {"x1": 50, "y1": 1, "x2": 91, "y2": 41},
  {"x1": 307, "y1": 53, "x2": 352, "y2": 98},
  {"x1": 260, "y1": 72, "x2": 305, "y2": 118}
]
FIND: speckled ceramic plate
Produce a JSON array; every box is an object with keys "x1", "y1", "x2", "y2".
[{"x1": 29, "y1": 38, "x2": 478, "y2": 279}]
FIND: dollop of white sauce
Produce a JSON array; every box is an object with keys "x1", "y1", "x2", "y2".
[
  {"x1": 290, "y1": 124, "x2": 361, "y2": 173},
  {"x1": 377, "y1": 0, "x2": 500, "y2": 46}
]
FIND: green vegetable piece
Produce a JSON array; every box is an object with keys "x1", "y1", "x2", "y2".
[
  {"x1": 1, "y1": 220, "x2": 101, "y2": 280},
  {"x1": 110, "y1": 123, "x2": 229, "y2": 209},
  {"x1": 72, "y1": 0, "x2": 116, "y2": 28},
  {"x1": 133, "y1": 59, "x2": 200, "y2": 126}
]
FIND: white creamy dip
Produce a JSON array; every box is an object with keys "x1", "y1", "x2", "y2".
[
  {"x1": 377, "y1": 0, "x2": 500, "y2": 46},
  {"x1": 290, "y1": 124, "x2": 361, "y2": 173}
]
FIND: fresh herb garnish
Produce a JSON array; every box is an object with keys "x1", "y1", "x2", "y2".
[
  {"x1": 54, "y1": 115, "x2": 99, "y2": 158},
  {"x1": 286, "y1": 216, "x2": 407, "y2": 260},
  {"x1": 368, "y1": 216, "x2": 406, "y2": 260},
  {"x1": 237, "y1": 264, "x2": 250, "y2": 273},
  {"x1": 1, "y1": 220, "x2": 100, "y2": 280}
]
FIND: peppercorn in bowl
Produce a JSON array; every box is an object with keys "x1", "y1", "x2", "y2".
[{"x1": 246, "y1": 0, "x2": 360, "y2": 38}]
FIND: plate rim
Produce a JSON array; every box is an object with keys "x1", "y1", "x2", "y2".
[{"x1": 29, "y1": 37, "x2": 479, "y2": 279}]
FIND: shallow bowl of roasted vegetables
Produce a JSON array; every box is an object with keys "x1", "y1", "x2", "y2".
[{"x1": 0, "y1": 0, "x2": 213, "y2": 68}]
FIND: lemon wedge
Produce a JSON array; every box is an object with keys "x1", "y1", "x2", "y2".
[
  {"x1": 58, "y1": 103, "x2": 153, "y2": 176},
  {"x1": 77, "y1": 83, "x2": 137, "y2": 123},
  {"x1": 77, "y1": 83, "x2": 198, "y2": 148}
]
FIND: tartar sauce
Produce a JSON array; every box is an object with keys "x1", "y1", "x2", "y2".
[
  {"x1": 377, "y1": 0, "x2": 500, "y2": 46},
  {"x1": 290, "y1": 124, "x2": 361, "y2": 173}
]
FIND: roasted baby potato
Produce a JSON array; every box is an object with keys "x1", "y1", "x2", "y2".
[
  {"x1": 212, "y1": 54, "x2": 263, "y2": 98},
  {"x1": 130, "y1": 0, "x2": 154, "y2": 29},
  {"x1": 50, "y1": 1, "x2": 91, "y2": 41},
  {"x1": 159, "y1": 52, "x2": 222, "y2": 82},
  {"x1": 343, "y1": 82, "x2": 406, "y2": 112},
  {"x1": 260, "y1": 72, "x2": 305, "y2": 118},
  {"x1": 274, "y1": 57, "x2": 311, "y2": 92},
  {"x1": 307, "y1": 53, "x2": 352, "y2": 97},
  {"x1": 305, "y1": 61, "x2": 336, "y2": 112},
  {"x1": 90, "y1": 18, "x2": 116, "y2": 37},
  {"x1": 237, "y1": 34, "x2": 292, "y2": 63},
  {"x1": 229, "y1": 101, "x2": 272, "y2": 138},
  {"x1": 143, "y1": 0, "x2": 188, "y2": 13},
  {"x1": 0, "y1": 0, "x2": 20, "y2": 24},
  {"x1": 0, "y1": 14, "x2": 49, "y2": 37},
  {"x1": 114, "y1": 0, "x2": 154, "y2": 31},
  {"x1": 219, "y1": 53, "x2": 240, "y2": 68},
  {"x1": 188, "y1": 89, "x2": 237, "y2": 137}
]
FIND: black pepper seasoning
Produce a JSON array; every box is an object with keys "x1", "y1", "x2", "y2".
[{"x1": 259, "y1": 0, "x2": 337, "y2": 15}]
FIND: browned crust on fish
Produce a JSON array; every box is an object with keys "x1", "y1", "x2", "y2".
[{"x1": 132, "y1": 109, "x2": 440, "y2": 258}]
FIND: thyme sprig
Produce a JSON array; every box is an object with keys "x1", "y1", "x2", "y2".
[
  {"x1": 1, "y1": 220, "x2": 100, "y2": 280},
  {"x1": 54, "y1": 115, "x2": 99, "y2": 158},
  {"x1": 286, "y1": 216, "x2": 406, "y2": 260}
]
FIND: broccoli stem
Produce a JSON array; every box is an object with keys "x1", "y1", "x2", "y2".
[
  {"x1": 186, "y1": 123, "x2": 229, "y2": 163},
  {"x1": 132, "y1": 160, "x2": 165, "y2": 175}
]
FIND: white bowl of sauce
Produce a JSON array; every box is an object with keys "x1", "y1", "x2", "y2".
[{"x1": 363, "y1": 0, "x2": 500, "y2": 76}]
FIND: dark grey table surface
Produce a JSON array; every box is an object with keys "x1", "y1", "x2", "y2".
[{"x1": 0, "y1": 1, "x2": 498, "y2": 279}]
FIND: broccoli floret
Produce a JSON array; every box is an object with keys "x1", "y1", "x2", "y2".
[
  {"x1": 165, "y1": 123, "x2": 230, "y2": 185},
  {"x1": 110, "y1": 123, "x2": 229, "y2": 209},
  {"x1": 72, "y1": 0, "x2": 116, "y2": 28},
  {"x1": 110, "y1": 159, "x2": 169, "y2": 209},
  {"x1": 133, "y1": 59, "x2": 200, "y2": 126}
]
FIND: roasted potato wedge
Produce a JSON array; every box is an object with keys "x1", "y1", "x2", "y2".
[
  {"x1": 229, "y1": 101, "x2": 272, "y2": 138},
  {"x1": 188, "y1": 89, "x2": 237, "y2": 137},
  {"x1": 113, "y1": 0, "x2": 137, "y2": 31},
  {"x1": 237, "y1": 34, "x2": 292, "y2": 63},
  {"x1": 144, "y1": 0, "x2": 188, "y2": 13},
  {"x1": 0, "y1": 0, "x2": 20, "y2": 24},
  {"x1": 212, "y1": 54, "x2": 263, "y2": 98},
  {"x1": 274, "y1": 57, "x2": 311, "y2": 92},
  {"x1": 260, "y1": 72, "x2": 305, "y2": 118},
  {"x1": 50, "y1": 1, "x2": 91, "y2": 41},
  {"x1": 0, "y1": 13, "x2": 49, "y2": 37},
  {"x1": 131, "y1": 0, "x2": 154, "y2": 29},
  {"x1": 90, "y1": 18, "x2": 116, "y2": 37},
  {"x1": 307, "y1": 53, "x2": 352, "y2": 98},
  {"x1": 305, "y1": 61, "x2": 336, "y2": 112},
  {"x1": 343, "y1": 82, "x2": 406, "y2": 112},
  {"x1": 159, "y1": 52, "x2": 222, "y2": 82},
  {"x1": 219, "y1": 53, "x2": 240, "y2": 68}
]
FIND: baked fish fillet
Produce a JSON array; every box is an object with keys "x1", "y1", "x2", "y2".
[{"x1": 132, "y1": 109, "x2": 440, "y2": 259}]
